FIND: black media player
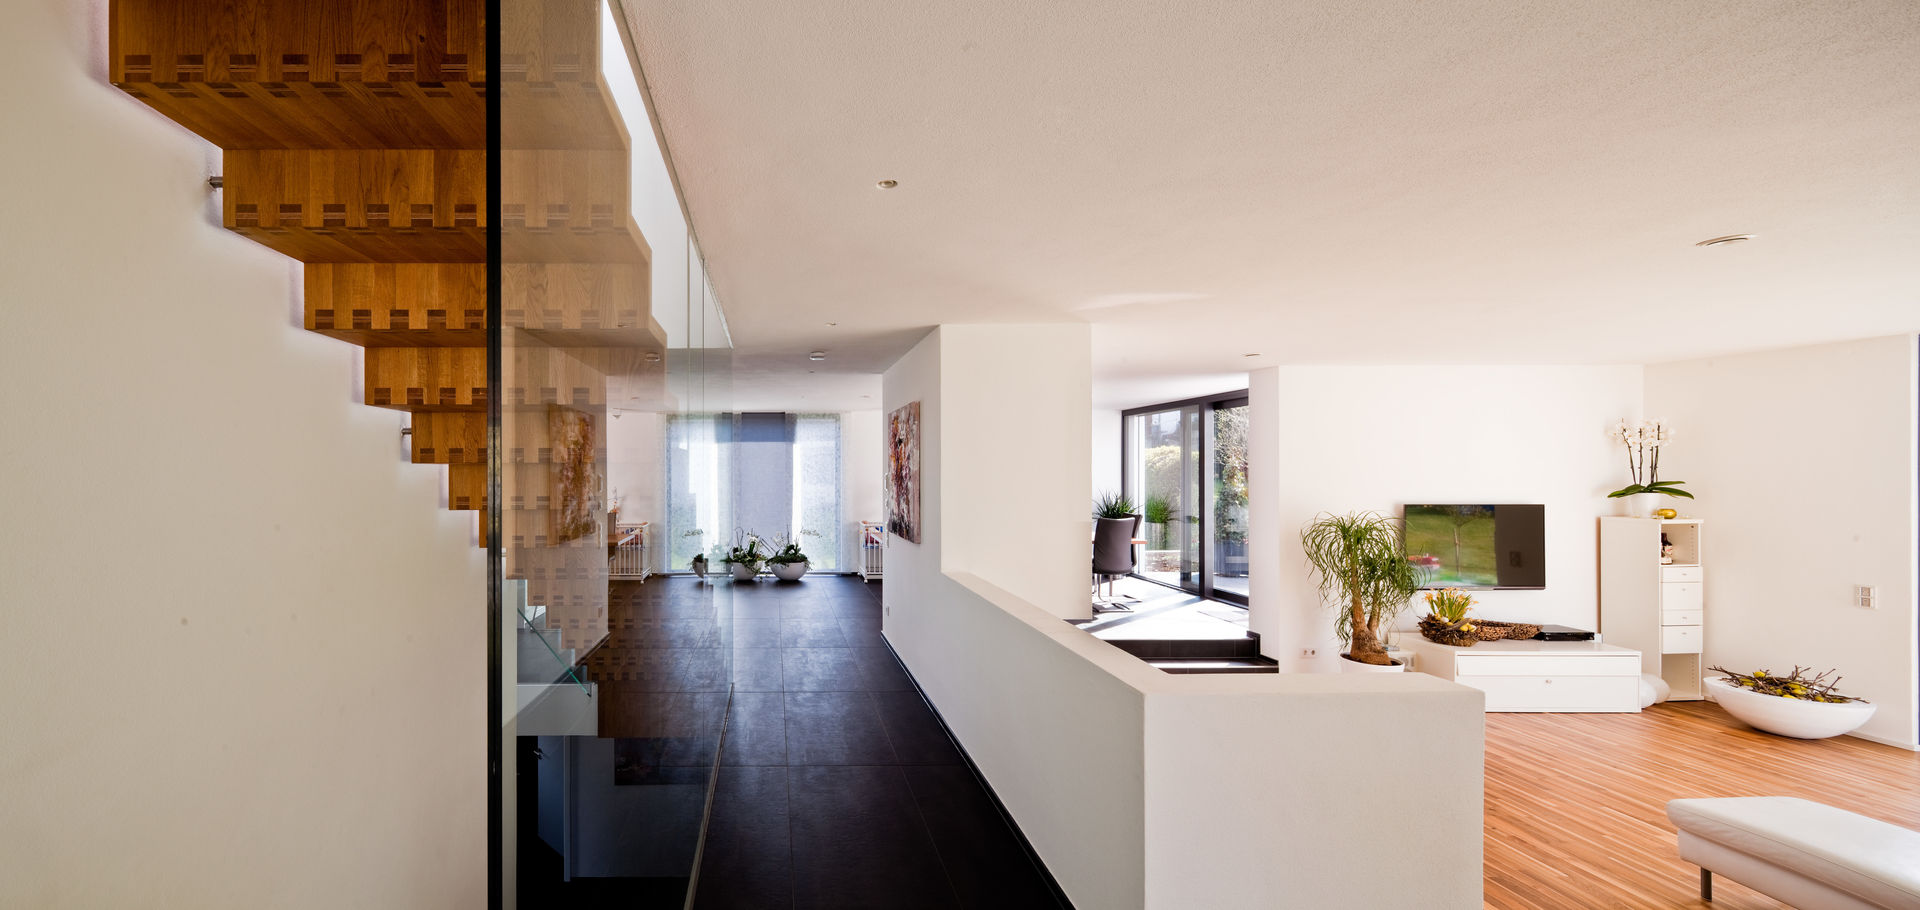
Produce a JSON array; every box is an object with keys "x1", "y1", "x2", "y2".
[{"x1": 1533, "y1": 625, "x2": 1595, "y2": 641}]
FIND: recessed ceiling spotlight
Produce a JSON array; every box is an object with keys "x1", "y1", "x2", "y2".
[
  {"x1": 1695, "y1": 234, "x2": 1754, "y2": 247},
  {"x1": 808, "y1": 351, "x2": 827, "y2": 361},
  {"x1": 876, "y1": 179, "x2": 899, "y2": 189},
  {"x1": 1243, "y1": 352, "x2": 1262, "y2": 358},
  {"x1": 825, "y1": 321, "x2": 838, "y2": 326}
]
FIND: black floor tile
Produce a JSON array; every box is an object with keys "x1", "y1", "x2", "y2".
[
  {"x1": 836, "y1": 622, "x2": 887, "y2": 649},
  {"x1": 731, "y1": 618, "x2": 783, "y2": 649},
  {"x1": 781, "y1": 618, "x2": 848, "y2": 648},
  {"x1": 731, "y1": 648, "x2": 784, "y2": 692},
  {"x1": 719, "y1": 692, "x2": 786, "y2": 766},
  {"x1": 904, "y1": 765, "x2": 1060, "y2": 909},
  {"x1": 596, "y1": 690, "x2": 728, "y2": 761},
  {"x1": 788, "y1": 765, "x2": 960, "y2": 910},
  {"x1": 852, "y1": 647, "x2": 915, "y2": 692},
  {"x1": 597, "y1": 649, "x2": 731, "y2": 692},
  {"x1": 782, "y1": 647, "x2": 866, "y2": 691},
  {"x1": 692, "y1": 766, "x2": 790, "y2": 910},
  {"x1": 871, "y1": 690, "x2": 963, "y2": 765},
  {"x1": 783, "y1": 691, "x2": 896, "y2": 765},
  {"x1": 730, "y1": 600, "x2": 783, "y2": 620}
]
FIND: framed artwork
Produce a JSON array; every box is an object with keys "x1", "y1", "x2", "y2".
[
  {"x1": 549, "y1": 405, "x2": 599, "y2": 543},
  {"x1": 885, "y1": 401, "x2": 921, "y2": 544}
]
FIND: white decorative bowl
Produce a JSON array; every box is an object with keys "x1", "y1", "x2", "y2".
[
  {"x1": 1705, "y1": 676, "x2": 1875, "y2": 740},
  {"x1": 770, "y1": 561, "x2": 809, "y2": 581}
]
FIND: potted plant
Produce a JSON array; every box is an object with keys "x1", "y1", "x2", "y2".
[
  {"x1": 766, "y1": 537, "x2": 811, "y2": 581},
  {"x1": 1417, "y1": 588, "x2": 1478, "y2": 647},
  {"x1": 1092, "y1": 491, "x2": 1138, "y2": 521},
  {"x1": 1607, "y1": 419, "x2": 1693, "y2": 507},
  {"x1": 1706, "y1": 665, "x2": 1875, "y2": 739},
  {"x1": 1301, "y1": 511, "x2": 1428, "y2": 670},
  {"x1": 721, "y1": 532, "x2": 765, "y2": 582}
]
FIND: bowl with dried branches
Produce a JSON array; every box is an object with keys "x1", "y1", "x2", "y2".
[{"x1": 1706, "y1": 666, "x2": 1875, "y2": 740}]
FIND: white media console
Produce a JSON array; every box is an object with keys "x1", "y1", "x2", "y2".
[{"x1": 1397, "y1": 637, "x2": 1643, "y2": 713}]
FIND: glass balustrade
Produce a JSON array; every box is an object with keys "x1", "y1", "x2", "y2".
[{"x1": 496, "y1": 2, "x2": 737, "y2": 903}]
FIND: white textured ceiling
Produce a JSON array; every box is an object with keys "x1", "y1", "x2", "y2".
[{"x1": 620, "y1": 0, "x2": 1920, "y2": 409}]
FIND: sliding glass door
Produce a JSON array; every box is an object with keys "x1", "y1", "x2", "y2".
[
  {"x1": 1124, "y1": 406, "x2": 1199, "y2": 588},
  {"x1": 1210, "y1": 402, "x2": 1250, "y2": 599},
  {"x1": 1122, "y1": 393, "x2": 1249, "y2": 604}
]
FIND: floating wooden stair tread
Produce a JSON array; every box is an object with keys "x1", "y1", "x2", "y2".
[
  {"x1": 110, "y1": 0, "x2": 486, "y2": 148},
  {"x1": 114, "y1": 0, "x2": 652, "y2": 630},
  {"x1": 409, "y1": 412, "x2": 487, "y2": 465}
]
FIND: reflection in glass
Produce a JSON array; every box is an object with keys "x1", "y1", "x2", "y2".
[{"x1": 499, "y1": 1, "x2": 735, "y2": 903}]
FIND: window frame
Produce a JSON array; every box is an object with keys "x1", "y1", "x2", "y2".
[{"x1": 1120, "y1": 390, "x2": 1251, "y2": 605}]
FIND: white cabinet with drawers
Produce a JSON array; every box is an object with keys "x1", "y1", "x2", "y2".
[
  {"x1": 1600, "y1": 517, "x2": 1705, "y2": 700},
  {"x1": 1399, "y1": 638, "x2": 1643, "y2": 712}
]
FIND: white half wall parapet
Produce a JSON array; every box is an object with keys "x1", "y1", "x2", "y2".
[{"x1": 909, "y1": 572, "x2": 1485, "y2": 910}]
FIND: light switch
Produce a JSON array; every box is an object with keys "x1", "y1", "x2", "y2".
[{"x1": 1855, "y1": 585, "x2": 1876, "y2": 609}]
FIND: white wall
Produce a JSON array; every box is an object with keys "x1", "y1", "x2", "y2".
[
  {"x1": 1249, "y1": 365, "x2": 1645, "y2": 670},
  {"x1": 0, "y1": 3, "x2": 487, "y2": 905},
  {"x1": 1648, "y1": 336, "x2": 1918, "y2": 748},
  {"x1": 1143, "y1": 676, "x2": 1482, "y2": 908},
  {"x1": 607, "y1": 409, "x2": 666, "y2": 568},
  {"x1": 841, "y1": 408, "x2": 882, "y2": 570},
  {"x1": 1092, "y1": 408, "x2": 1121, "y2": 499},
  {"x1": 600, "y1": 2, "x2": 710, "y2": 348},
  {"x1": 935, "y1": 325, "x2": 1093, "y2": 617},
  {"x1": 883, "y1": 331, "x2": 1483, "y2": 909}
]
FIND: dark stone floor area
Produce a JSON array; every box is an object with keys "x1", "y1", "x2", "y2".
[
  {"x1": 520, "y1": 574, "x2": 1066, "y2": 909},
  {"x1": 696, "y1": 574, "x2": 1064, "y2": 910}
]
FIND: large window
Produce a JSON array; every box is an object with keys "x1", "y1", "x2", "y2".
[
  {"x1": 1122, "y1": 392, "x2": 1249, "y2": 603},
  {"x1": 666, "y1": 412, "x2": 841, "y2": 571}
]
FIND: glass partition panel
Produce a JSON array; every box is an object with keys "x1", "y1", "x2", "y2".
[{"x1": 498, "y1": 2, "x2": 734, "y2": 904}]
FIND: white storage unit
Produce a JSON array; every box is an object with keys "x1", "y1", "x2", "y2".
[
  {"x1": 609, "y1": 522, "x2": 649, "y2": 581},
  {"x1": 1600, "y1": 517, "x2": 1705, "y2": 700},
  {"x1": 1399, "y1": 638, "x2": 1643, "y2": 712},
  {"x1": 860, "y1": 521, "x2": 885, "y2": 582}
]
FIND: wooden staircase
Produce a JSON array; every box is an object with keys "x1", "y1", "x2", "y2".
[{"x1": 111, "y1": 0, "x2": 668, "y2": 653}]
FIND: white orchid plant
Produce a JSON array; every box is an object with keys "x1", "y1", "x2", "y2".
[{"x1": 1607, "y1": 419, "x2": 1692, "y2": 500}]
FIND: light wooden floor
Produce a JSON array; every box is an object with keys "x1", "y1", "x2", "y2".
[{"x1": 1484, "y1": 700, "x2": 1920, "y2": 909}]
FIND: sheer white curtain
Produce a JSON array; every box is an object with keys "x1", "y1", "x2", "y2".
[
  {"x1": 664, "y1": 413, "x2": 841, "y2": 571},
  {"x1": 793, "y1": 414, "x2": 841, "y2": 570}
]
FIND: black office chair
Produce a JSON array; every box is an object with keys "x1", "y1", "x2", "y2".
[{"x1": 1091, "y1": 515, "x2": 1140, "y2": 612}]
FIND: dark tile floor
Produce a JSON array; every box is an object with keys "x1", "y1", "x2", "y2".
[{"x1": 695, "y1": 574, "x2": 1065, "y2": 910}]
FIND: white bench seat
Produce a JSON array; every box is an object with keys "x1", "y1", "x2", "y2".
[{"x1": 1667, "y1": 797, "x2": 1920, "y2": 909}]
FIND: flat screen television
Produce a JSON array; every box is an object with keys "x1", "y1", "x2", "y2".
[{"x1": 1403, "y1": 504, "x2": 1545, "y2": 590}]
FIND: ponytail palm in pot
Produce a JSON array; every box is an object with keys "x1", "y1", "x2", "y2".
[{"x1": 1302, "y1": 511, "x2": 1426, "y2": 667}]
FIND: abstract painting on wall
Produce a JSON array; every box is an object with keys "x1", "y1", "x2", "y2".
[
  {"x1": 549, "y1": 405, "x2": 600, "y2": 543},
  {"x1": 885, "y1": 400, "x2": 921, "y2": 544}
]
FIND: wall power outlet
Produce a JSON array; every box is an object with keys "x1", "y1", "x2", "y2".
[{"x1": 1300, "y1": 648, "x2": 1318, "y2": 658}]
